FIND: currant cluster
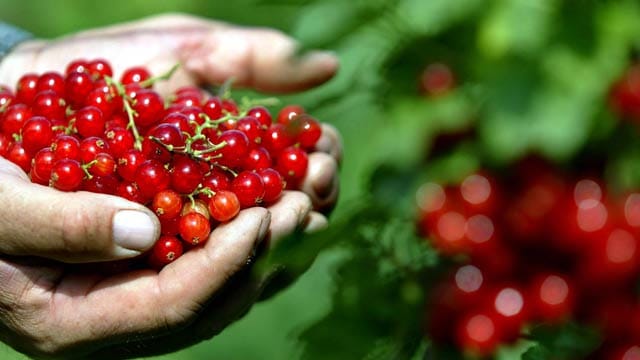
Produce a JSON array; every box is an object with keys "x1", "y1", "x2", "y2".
[
  {"x1": 0, "y1": 59, "x2": 323, "y2": 269},
  {"x1": 417, "y1": 158, "x2": 640, "y2": 358}
]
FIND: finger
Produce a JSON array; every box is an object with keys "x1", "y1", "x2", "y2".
[
  {"x1": 180, "y1": 27, "x2": 339, "y2": 93},
  {"x1": 300, "y1": 152, "x2": 340, "y2": 213},
  {"x1": 0, "y1": 160, "x2": 160, "y2": 263},
  {"x1": 264, "y1": 191, "x2": 313, "y2": 248},
  {"x1": 315, "y1": 124, "x2": 343, "y2": 163},
  {"x1": 48, "y1": 208, "x2": 269, "y2": 354}
]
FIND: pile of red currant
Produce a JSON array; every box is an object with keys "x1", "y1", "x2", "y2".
[
  {"x1": 0, "y1": 59, "x2": 323, "y2": 269},
  {"x1": 417, "y1": 158, "x2": 640, "y2": 358}
]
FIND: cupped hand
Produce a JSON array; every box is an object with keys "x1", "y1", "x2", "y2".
[{"x1": 0, "y1": 13, "x2": 341, "y2": 359}]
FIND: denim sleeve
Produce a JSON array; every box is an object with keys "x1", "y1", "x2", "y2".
[{"x1": 0, "y1": 22, "x2": 32, "y2": 60}]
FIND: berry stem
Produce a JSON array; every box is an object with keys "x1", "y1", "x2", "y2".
[
  {"x1": 123, "y1": 98, "x2": 143, "y2": 151},
  {"x1": 139, "y1": 64, "x2": 180, "y2": 88}
]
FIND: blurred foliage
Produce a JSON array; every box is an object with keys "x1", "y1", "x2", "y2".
[{"x1": 3, "y1": 0, "x2": 640, "y2": 359}]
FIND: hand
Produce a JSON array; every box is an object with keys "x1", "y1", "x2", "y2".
[{"x1": 0, "y1": 13, "x2": 341, "y2": 359}]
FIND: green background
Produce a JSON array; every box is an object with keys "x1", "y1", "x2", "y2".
[{"x1": 4, "y1": 0, "x2": 640, "y2": 359}]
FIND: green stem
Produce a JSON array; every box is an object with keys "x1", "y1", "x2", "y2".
[{"x1": 140, "y1": 64, "x2": 180, "y2": 88}]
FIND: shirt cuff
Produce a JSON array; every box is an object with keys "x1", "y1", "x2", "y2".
[{"x1": 0, "y1": 22, "x2": 32, "y2": 60}]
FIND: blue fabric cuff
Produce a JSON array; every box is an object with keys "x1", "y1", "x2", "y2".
[{"x1": 0, "y1": 22, "x2": 32, "y2": 60}]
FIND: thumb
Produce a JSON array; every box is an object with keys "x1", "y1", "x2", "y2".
[{"x1": 0, "y1": 167, "x2": 160, "y2": 263}]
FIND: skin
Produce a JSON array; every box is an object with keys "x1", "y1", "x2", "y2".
[{"x1": 0, "y1": 13, "x2": 342, "y2": 359}]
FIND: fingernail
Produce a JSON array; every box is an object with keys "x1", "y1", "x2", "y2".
[
  {"x1": 303, "y1": 50, "x2": 338, "y2": 68},
  {"x1": 113, "y1": 210, "x2": 159, "y2": 251}
]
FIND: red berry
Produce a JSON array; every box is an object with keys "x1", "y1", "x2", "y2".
[
  {"x1": 455, "y1": 312, "x2": 501, "y2": 356},
  {"x1": 276, "y1": 146, "x2": 308, "y2": 188},
  {"x1": 231, "y1": 170, "x2": 265, "y2": 208},
  {"x1": 208, "y1": 190, "x2": 241, "y2": 222},
  {"x1": 203, "y1": 97, "x2": 223, "y2": 120},
  {"x1": 2, "y1": 104, "x2": 32, "y2": 136},
  {"x1": 179, "y1": 212, "x2": 211, "y2": 245},
  {"x1": 105, "y1": 128, "x2": 135, "y2": 158},
  {"x1": 116, "y1": 148, "x2": 145, "y2": 182},
  {"x1": 32, "y1": 90, "x2": 66, "y2": 122},
  {"x1": 149, "y1": 235, "x2": 184, "y2": 268},
  {"x1": 247, "y1": 106, "x2": 272, "y2": 128},
  {"x1": 65, "y1": 59, "x2": 88, "y2": 75},
  {"x1": 135, "y1": 159, "x2": 171, "y2": 200},
  {"x1": 277, "y1": 104, "x2": 305, "y2": 126},
  {"x1": 244, "y1": 146, "x2": 272, "y2": 171},
  {"x1": 36, "y1": 72, "x2": 65, "y2": 96},
  {"x1": 121, "y1": 67, "x2": 151, "y2": 85},
  {"x1": 259, "y1": 168, "x2": 284, "y2": 203},
  {"x1": 201, "y1": 168, "x2": 232, "y2": 192},
  {"x1": 21, "y1": 116, "x2": 53, "y2": 155},
  {"x1": 87, "y1": 153, "x2": 116, "y2": 177},
  {"x1": 420, "y1": 63, "x2": 455, "y2": 96},
  {"x1": 132, "y1": 90, "x2": 164, "y2": 127},
  {"x1": 15, "y1": 73, "x2": 38, "y2": 105},
  {"x1": 7, "y1": 141, "x2": 31, "y2": 173},
  {"x1": 215, "y1": 130, "x2": 250, "y2": 168},
  {"x1": 50, "y1": 159, "x2": 84, "y2": 191},
  {"x1": 263, "y1": 123, "x2": 294, "y2": 155},
  {"x1": 170, "y1": 155, "x2": 204, "y2": 194},
  {"x1": 30, "y1": 147, "x2": 56, "y2": 182},
  {"x1": 52, "y1": 135, "x2": 81, "y2": 161},
  {"x1": 87, "y1": 59, "x2": 113, "y2": 79},
  {"x1": 65, "y1": 71, "x2": 94, "y2": 108},
  {"x1": 288, "y1": 114, "x2": 322, "y2": 149},
  {"x1": 74, "y1": 106, "x2": 105, "y2": 138},
  {"x1": 82, "y1": 174, "x2": 118, "y2": 194},
  {"x1": 151, "y1": 189, "x2": 184, "y2": 220},
  {"x1": 79, "y1": 136, "x2": 110, "y2": 164}
]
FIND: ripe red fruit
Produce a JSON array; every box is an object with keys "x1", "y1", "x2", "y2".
[
  {"x1": 104, "y1": 128, "x2": 135, "y2": 158},
  {"x1": 87, "y1": 59, "x2": 113, "y2": 79},
  {"x1": 31, "y1": 147, "x2": 56, "y2": 183},
  {"x1": 65, "y1": 71, "x2": 94, "y2": 108},
  {"x1": 79, "y1": 136, "x2": 110, "y2": 163},
  {"x1": 2, "y1": 103, "x2": 32, "y2": 135},
  {"x1": 52, "y1": 135, "x2": 81, "y2": 161},
  {"x1": 276, "y1": 146, "x2": 309, "y2": 187},
  {"x1": 247, "y1": 106, "x2": 272, "y2": 128},
  {"x1": 86, "y1": 153, "x2": 116, "y2": 177},
  {"x1": 179, "y1": 212, "x2": 211, "y2": 245},
  {"x1": 149, "y1": 235, "x2": 184, "y2": 268},
  {"x1": 420, "y1": 62, "x2": 455, "y2": 96},
  {"x1": 32, "y1": 90, "x2": 66, "y2": 122},
  {"x1": 170, "y1": 155, "x2": 203, "y2": 194},
  {"x1": 288, "y1": 114, "x2": 322, "y2": 149},
  {"x1": 121, "y1": 67, "x2": 151, "y2": 85},
  {"x1": 151, "y1": 190, "x2": 183, "y2": 220},
  {"x1": 36, "y1": 72, "x2": 65, "y2": 96},
  {"x1": 134, "y1": 159, "x2": 171, "y2": 200},
  {"x1": 74, "y1": 106, "x2": 105, "y2": 138},
  {"x1": 528, "y1": 273, "x2": 574, "y2": 323},
  {"x1": 50, "y1": 159, "x2": 84, "y2": 191},
  {"x1": 277, "y1": 104, "x2": 305, "y2": 126},
  {"x1": 7, "y1": 141, "x2": 31, "y2": 173},
  {"x1": 215, "y1": 130, "x2": 250, "y2": 168},
  {"x1": 259, "y1": 168, "x2": 284, "y2": 203},
  {"x1": 116, "y1": 148, "x2": 145, "y2": 182},
  {"x1": 208, "y1": 190, "x2": 241, "y2": 222},
  {"x1": 263, "y1": 123, "x2": 294, "y2": 155},
  {"x1": 132, "y1": 89, "x2": 164, "y2": 127},
  {"x1": 455, "y1": 312, "x2": 502, "y2": 356},
  {"x1": 21, "y1": 116, "x2": 53, "y2": 155},
  {"x1": 15, "y1": 73, "x2": 39, "y2": 105},
  {"x1": 231, "y1": 171, "x2": 265, "y2": 208}
]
